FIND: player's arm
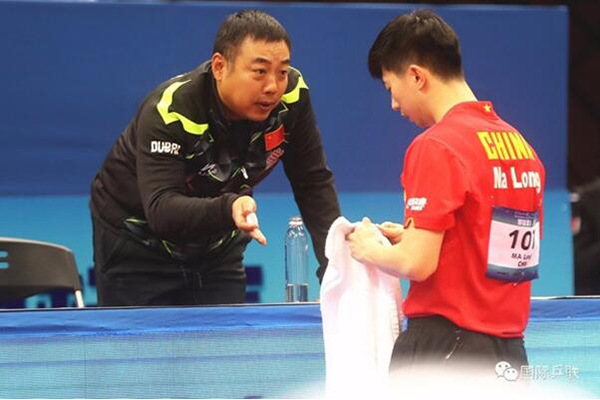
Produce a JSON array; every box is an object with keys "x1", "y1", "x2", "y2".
[{"x1": 348, "y1": 217, "x2": 444, "y2": 281}]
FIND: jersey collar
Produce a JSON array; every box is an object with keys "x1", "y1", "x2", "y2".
[{"x1": 443, "y1": 101, "x2": 498, "y2": 121}]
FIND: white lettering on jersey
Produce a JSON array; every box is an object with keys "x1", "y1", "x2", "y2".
[
  {"x1": 510, "y1": 167, "x2": 541, "y2": 193},
  {"x1": 406, "y1": 197, "x2": 427, "y2": 211},
  {"x1": 151, "y1": 141, "x2": 181, "y2": 155},
  {"x1": 493, "y1": 166, "x2": 508, "y2": 189},
  {"x1": 491, "y1": 166, "x2": 541, "y2": 194}
]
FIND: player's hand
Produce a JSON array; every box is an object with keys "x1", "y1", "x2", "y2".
[
  {"x1": 232, "y1": 196, "x2": 267, "y2": 245},
  {"x1": 347, "y1": 217, "x2": 379, "y2": 263},
  {"x1": 377, "y1": 221, "x2": 404, "y2": 244}
]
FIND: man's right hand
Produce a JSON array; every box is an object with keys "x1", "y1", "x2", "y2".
[
  {"x1": 377, "y1": 221, "x2": 404, "y2": 245},
  {"x1": 232, "y1": 196, "x2": 267, "y2": 245}
]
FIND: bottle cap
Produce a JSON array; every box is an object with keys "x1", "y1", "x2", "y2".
[{"x1": 289, "y1": 216, "x2": 303, "y2": 226}]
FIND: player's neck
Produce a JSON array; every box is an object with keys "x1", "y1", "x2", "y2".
[{"x1": 429, "y1": 79, "x2": 477, "y2": 123}]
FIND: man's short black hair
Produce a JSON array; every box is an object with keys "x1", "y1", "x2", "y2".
[
  {"x1": 213, "y1": 10, "x2": 291, "y2": 62},
  {"x1": 368, "y1": 9, "x2": 464, "y2": 81}
]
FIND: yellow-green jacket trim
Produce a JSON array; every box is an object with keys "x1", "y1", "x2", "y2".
[
  {"x1": 157, "y1": 80, "x2": 209, "y2": 135},
  {"x1": 281, "y1": 71, "x2": 308, "y2": 104}
]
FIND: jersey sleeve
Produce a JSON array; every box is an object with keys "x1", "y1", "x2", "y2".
[
  {"x1": 539, "y1": 167, "x2": 546, "y2": 240},
  {"x1": 402, "y1": 135, "x2": 471, "y2": 231}
]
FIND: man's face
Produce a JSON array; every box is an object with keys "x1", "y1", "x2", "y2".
[
  {"x1": 213, "y1": 37, "x2": 290, "y2": 122},
  {"x1": 382, "y1": 68, "x2": 431, "y2": 128}
]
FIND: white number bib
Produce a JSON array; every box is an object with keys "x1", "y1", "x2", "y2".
[{"x1": 486, "y1": 206, "x2": 540, "y2": 283}]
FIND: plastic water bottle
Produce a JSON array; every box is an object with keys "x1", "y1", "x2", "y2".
[{"x1": 285, "y1": 216, "x2": 309, "y2": 302}]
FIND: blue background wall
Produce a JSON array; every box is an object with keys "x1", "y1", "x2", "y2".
[{"x1": 0, "y1": 1, "x2": 570, "y2": 305}]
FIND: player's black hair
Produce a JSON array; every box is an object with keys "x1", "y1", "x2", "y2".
[{"x1": 368, "y1": 9, "x2": 464, "y2": 81}]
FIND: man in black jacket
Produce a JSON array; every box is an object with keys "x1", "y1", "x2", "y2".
[{"x1": 90, "y1": 10, "x2": 340, "y2": 306}]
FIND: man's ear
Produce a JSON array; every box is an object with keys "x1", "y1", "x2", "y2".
[
  {"x1": 211, "y1": 53, "x2": 226, "y2": 81},
  {"x1": 407, "y1": 64, "x2": 428, "y2": 91}
]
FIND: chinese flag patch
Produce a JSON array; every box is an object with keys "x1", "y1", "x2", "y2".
[{"x1": 264, "y1": 125, "x2": 285, "y2": 151}]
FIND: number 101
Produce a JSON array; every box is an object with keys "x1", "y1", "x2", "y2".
[{"x1": 509, "y1": 229, "x2": 536, "y2": 250}]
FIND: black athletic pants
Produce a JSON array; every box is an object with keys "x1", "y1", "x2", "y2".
[
  {"x1": 92, "y1": 216, "x2": 251, "y2": 306},
  {"x1": 390, "y1": 315, "x2": 528, "y2": 375}
]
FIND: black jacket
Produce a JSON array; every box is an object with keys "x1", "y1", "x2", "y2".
[{"x1": 91, "y1": 61, "x2": 340, "y2": 279}]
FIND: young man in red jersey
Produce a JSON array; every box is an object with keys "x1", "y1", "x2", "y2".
[{"x1": 348, "y1": 9, "x2": 545, "y2": 374}]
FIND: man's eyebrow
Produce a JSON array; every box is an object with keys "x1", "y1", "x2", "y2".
[
  {"x1": 251, "y1": 57, "x2": 291, "y2": 66},
  {"x1": 251, "y1": 57, "x2": 271, "y2": 65}
]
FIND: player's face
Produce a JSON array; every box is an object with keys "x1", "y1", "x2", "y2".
[
  {"x1": 382, "y1": 68, "x2": 429, "y2": 128},
  {"x1": 213, "y1": 37, "x2": 290, "y2": 122}
]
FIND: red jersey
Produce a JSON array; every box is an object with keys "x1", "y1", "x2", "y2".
[{"x1": 401, "y1": 101, "x2": 545, "y2": 337}]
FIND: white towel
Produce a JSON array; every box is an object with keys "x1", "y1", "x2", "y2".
[{"x1": 320, "y1": 217, "x2": 403, "y2": 397}]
